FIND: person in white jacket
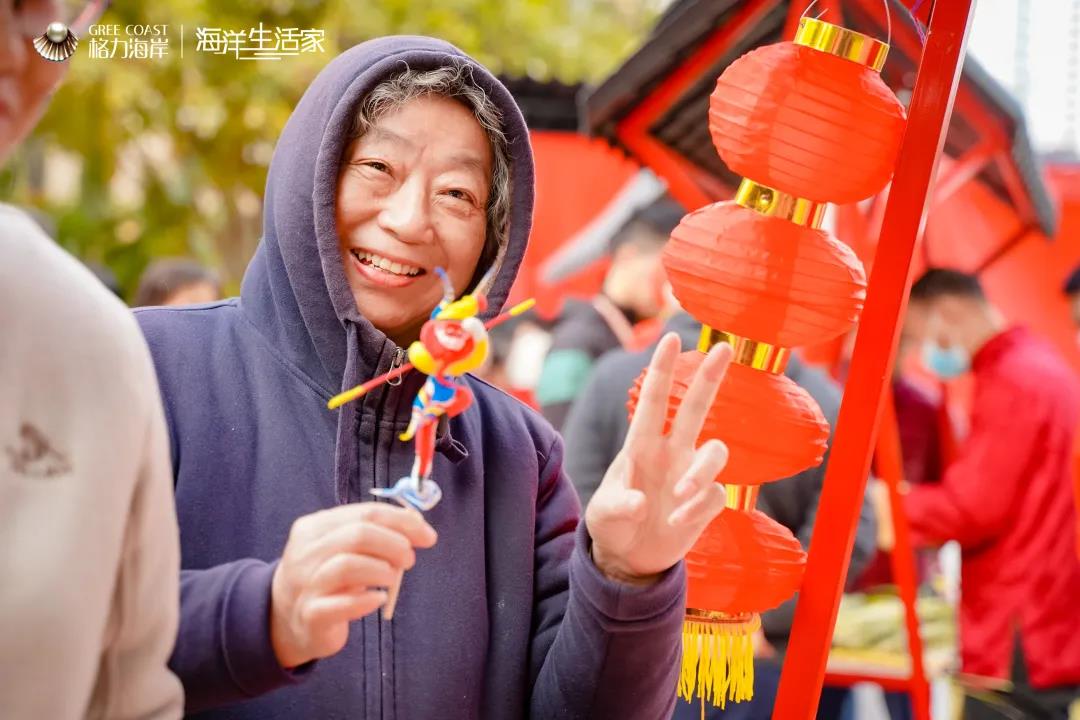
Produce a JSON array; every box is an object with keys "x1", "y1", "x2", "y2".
[{"x1": 0, "y1": 2, "x2": 183, "y2": 717}]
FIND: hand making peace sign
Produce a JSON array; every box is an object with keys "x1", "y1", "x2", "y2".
[{"x1": 586, "y1": 333, "x2": 734, "y2": 585}]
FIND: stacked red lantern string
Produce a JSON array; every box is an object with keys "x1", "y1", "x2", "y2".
[{"x1": 628, "y1": 18, "x2": 906, "y2": 708}]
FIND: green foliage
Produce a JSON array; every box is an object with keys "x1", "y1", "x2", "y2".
[{"x1": 1, "y1": 0, "x2": 660, "y2": 301}]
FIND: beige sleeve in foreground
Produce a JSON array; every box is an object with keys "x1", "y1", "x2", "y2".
[
  {"x1": 0, "y1": 208, "x2": 184, "y2": 719},
  {"x1": 86, "y1": 358, "x2": 184, "y2": 720}
]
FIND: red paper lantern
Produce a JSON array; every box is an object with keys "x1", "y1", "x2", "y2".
[
  {"x1": 709, "y1": 40, "x2": 906, "y2": 204},
  {"x1": 648, "y1": 18, "x2": 903, "y2": 709},
  {"x1": 663, "y1": 202, "x2": 866, "y2": 348},
  {"x1": 678, "y1": 506, "x2": 808, "y2": 708},
  {"x1": 628, "y1": 352, "x2": 829, "y2": 485},
  {"x1": 685, "y1": 509, "x2": 806, "y2": 613}
]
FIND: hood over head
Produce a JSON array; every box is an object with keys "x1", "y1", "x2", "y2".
[{"x1": 240, "y1": 35, "x2": 535, "y2": 396}]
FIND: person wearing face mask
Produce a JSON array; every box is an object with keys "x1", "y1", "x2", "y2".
[
  {"x1": 1061, "y1": 264, "x2": 1080, "y2": 563},
  {"x1": 903, "y1": 268, "x2": 1080, "y2": 719}
]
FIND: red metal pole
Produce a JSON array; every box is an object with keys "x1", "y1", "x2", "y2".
[
  {"x1": 771, "y1": 2, "x2": 977, "y2": 717},
  {"x1": 782, "y1": 0, "x2": 808, "y2": 40},
  {"x1": 878, "y1": 391, "x2": 932, "y2": 720}
]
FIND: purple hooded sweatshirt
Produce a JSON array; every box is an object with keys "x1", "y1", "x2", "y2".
[{"x1": 135, "y1": 36, "x2": 685, "y2": 719}]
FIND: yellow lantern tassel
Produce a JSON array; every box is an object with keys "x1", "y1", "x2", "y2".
[{"x1": 678, "y1": 613, "x2": 760, "y2": 709}]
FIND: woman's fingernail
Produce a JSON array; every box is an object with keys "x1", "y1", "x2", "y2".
[{"x1": 705, "y1": 346, "x2": 727, "y2": 377}]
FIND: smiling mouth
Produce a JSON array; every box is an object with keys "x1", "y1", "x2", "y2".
[{"x1": 350, "y1": 250, "x2": 425, "y2": 278}]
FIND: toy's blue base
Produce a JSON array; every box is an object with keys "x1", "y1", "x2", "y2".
[{"x1": 371, "y1": 476, "x2": 443, "y2": 512}]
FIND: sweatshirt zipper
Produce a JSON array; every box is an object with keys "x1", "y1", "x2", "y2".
[
  {"x1": 387, "y1": 346, "x2": 405, "y2": 386},
  {"x1": 375, "y1": 342, "x2": 405, "y2": 720}
]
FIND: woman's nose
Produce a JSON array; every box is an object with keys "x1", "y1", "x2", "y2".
[{"x1": 378, "y1": 175, "x2": 431, "y2": 244}]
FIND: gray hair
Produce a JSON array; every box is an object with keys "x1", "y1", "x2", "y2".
[{"x1": 348, "y1": 65, "x2": 511, "y2": 289}]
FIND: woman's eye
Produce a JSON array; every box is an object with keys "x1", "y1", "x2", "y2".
[
  {"x1": 445, "y1": 189, "x2": 473, "y2": 203},
  {"x1": 363, "y1": 161, "x2": 390, "y2": 173}
]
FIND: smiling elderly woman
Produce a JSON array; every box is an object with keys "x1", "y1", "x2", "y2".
[
  {"x1": 136, "y1": 36, "x2": 734, "y2": 719},
  {"x1": 336, "y1": 65, "x2": 511, "y2": 344}
]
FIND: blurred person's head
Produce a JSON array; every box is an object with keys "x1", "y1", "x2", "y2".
[
  {"x1": 1063, "y1": 264, "x2": 1080, "y2": 333},
  {"x1": 85, "y1": 261, "x2": 122, "y2": 299},
  {"x1": 602, "y1": 198, "x2": 683, "y2": 322},
  {"x1": 472, "y1": 315, "x2": 551, "y2": 392},
  {"x1": 504, "y1": 319, "x2": 550, "y2": 389},
  {"x1": 0, "y1": 0, "x2": 71, "y2": 166},
  {"x1": 893, "y1": 323, "x2": 915, "y2": 381},
  {"x1": 335, "y1": 65, "x2": 510, "y2": 346},
  {"x1": 134, "y1": 258, "x2": 221, "y2": 307},
  {"x1": 906, "y1": 268, "x2": 1003, "y2": 380},
  {"x1": 472, "y1": 316, "x2": 518, "y2": 389}
]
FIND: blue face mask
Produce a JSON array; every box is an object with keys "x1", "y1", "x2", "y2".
[{"x1": 921, "y1": 341, "x2": 970, "y2": 379}]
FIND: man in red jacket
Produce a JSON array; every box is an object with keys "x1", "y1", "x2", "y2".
[
  {"x1": 903, "y1": 269, "x2": 1080, "y2": 718},
  {"x1": 1060, "y1": 264, "x2": 1080, "y2": 562}
]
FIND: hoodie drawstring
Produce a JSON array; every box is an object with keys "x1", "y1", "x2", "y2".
[{"x1": 333, "y1": 323, "x2": 363, "y2": 505}]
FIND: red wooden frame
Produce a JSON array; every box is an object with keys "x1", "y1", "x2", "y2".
[
  {"x1": 820, "y1": 389, "x2": 932, "y2": 720},
  {"x1": 933, "y1": 142, "x2": 997, "y2": 207},
  {"x1": 614, "y1": 0, "x2": 780, "y2": 209}
]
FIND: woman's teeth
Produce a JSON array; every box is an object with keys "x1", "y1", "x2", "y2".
[{"x1": 353, "y1": 251, "x2": 422, "y2": 277}]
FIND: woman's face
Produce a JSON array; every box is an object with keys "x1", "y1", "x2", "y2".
[{"x1": 336, "y1": 94, "x2": 492, "y2": 346}]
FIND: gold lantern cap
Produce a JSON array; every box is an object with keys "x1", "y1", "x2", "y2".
[
  {"x1": 735, "y1": 178, "x2": 827, "y2": 229},
  {"x1": 794, "y1": 17, "x2": 889, "y2": 72},
  {"x1": 699, "y1": 326, "x2": 790, "y2": 375}
]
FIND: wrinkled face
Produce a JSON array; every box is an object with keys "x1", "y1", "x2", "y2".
[
  {"x1": 336, "y1": 94, "x2": 492, "y2": 345},
  {"x1": 0, "y1": 0, "x2": 69, "y2": 165},
  {"x1": 606, "y1": 241, "x2": 667, "y2": 318}
]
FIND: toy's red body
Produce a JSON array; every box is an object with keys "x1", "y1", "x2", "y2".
[
  {"x1": 328, "y1": 266, "x2": 533, "y2": 512},
  {"x1": 368, "y1": 268, "x2": 492, "y2": 511}
]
